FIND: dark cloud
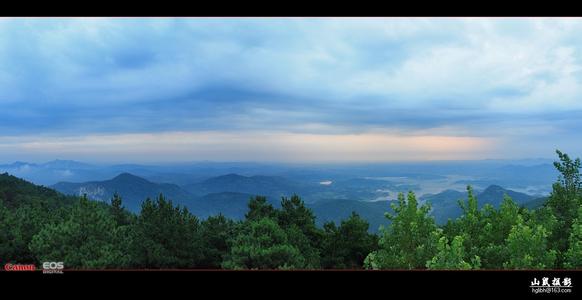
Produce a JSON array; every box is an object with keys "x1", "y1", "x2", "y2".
[{"x1": 1, "y1": 18, "x2": 582, "y2": 160}]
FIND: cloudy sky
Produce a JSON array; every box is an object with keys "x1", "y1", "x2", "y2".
[{"x1": 0, "y1": 17, "x2": 581, "y2": 163}]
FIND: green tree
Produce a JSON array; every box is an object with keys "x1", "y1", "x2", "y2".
[
  {"x1": 245, "y1": 196, "x2": 277, "y2": 221},
  {"x1": 564, "y1": 205, "x2": 582, "y2": 269},
  {"x1": 547, "y1": 150, "x2": 582, "y2": 265},
  {"x1": 0, "y1": 173, "x2": 77, "y2": 264},
  {"x1": 445, "y1": 186, "x2": 512, "y2": 262},
  {"x1": 222, "y1": 218, "x2": 304, "y2": 269},
  {"x1": 29, "y1": 195, "x2": 130, "y2": 268},
  {"x1": 478, "y1": 195, "x2": 522, "y2": 268},
  {"x1": 10, "y1": 203, "x2": 57, "y2": 263},
  {"x1": 364, "y1": 191, "x2": 439, "y2": 269},
  {"x1": 199, "y1": 214, "x2": 237, "y2": 268},
  {"x1": 504, "y1": 216, "x2": 556, "y2": 269},
  {"x1": 553, "y1": 149, "x2": 581, "y2": 194},
  {"x1": 426, "y1": 234, "x2": 480, "y2": 270},
  {"x1": 110, "y1": 192, "x2": 131, "y2": 226},
  {"x1": 0, "y1": 200, "x2": 17, "y2": 263},
  {"x1": 129, "y1": 194, "x2": 203, "y2": 268},
  {"x1": 321, "y1": 212, "x2": 378, "y2": 269},
  {"x1": 278, "y1": 195, "x2": 319, "y2": 238},
  {"x1": 278, "y1": 194, "x2": 322, "y2": 267}
]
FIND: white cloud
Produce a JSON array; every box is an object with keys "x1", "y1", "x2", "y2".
[{"x1": 1, "y1": 18, "x2": 582, "y2": 161}]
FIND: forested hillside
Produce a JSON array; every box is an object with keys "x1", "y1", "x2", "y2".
[{"x1": 1, "y1": 150, "x2": 581, "y2": 269}]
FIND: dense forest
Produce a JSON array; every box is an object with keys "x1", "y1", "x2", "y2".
[{"x1": 1, "y1": 150, "x2": 581, "y2": 269}]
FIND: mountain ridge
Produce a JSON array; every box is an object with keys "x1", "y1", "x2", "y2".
[
  {"x1": 50, "y1": 172, "x2": 543, "y2": 230},
  {"x1": 52, "y1": 172, "x2": 194, "y2": 212}
]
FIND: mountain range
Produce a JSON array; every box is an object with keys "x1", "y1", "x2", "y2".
[
  {"x1": 50, "y1": 172, "x2": 545, "y2": 232},
  {"x1": 52, "y1": 173, "x2": 193, "y2": 212},
  {"x1": 420, "y1": 185, "x2": 541, "y2": 224},
  {"x1": 183, "y1": 173, "x2": 308, "y2": 198}
]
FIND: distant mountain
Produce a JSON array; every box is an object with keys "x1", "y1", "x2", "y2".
[
  {"x1": 421, "y1": 189, "x2": 467, "y2": 203},
  {"x1": 309, "y1": 199, "x2": 392, "y2": 233},
  {"x1": 52, "y1": 173, "x2": 194, "y2": 212},
  {"x1": 2, "y1": 168, "x2": 554, "y2": 235},
  {"x1": 477, "y1": 185, "x2": 534, "y2": 207},
  {"x1": 421, "y1": 189, "x2": 467, "y2": 224},
  {"x1": 521, "y1": 197, "x2": 548, "y2": 210},
  {"x1": 454, "y1": 164, "x2": 557, "y2": 195},
  {"x1": 0, "y1": 161, "x2": 39, "y2": 169},
  {"x1": 185, "y1": 193, "x2": 394, "y2": 233},
  {"x1": 40, "y1": 160, "x2": 94, "y2": 170},
  {"x1": 422, "y1": 185, "x2": 535, "y2": 224},
  {"x1": 187, "y1": 192, "x2": 259, "y2": 220},
  {"x1": 0, "y1": 160, "x2": 94, "y2": 170},
  {"x1": 184, "y1": 173, "x2": 306, "y2": 199},
  {"x1": 0, "y1": 160, "x2": 115, "y2": 186}
]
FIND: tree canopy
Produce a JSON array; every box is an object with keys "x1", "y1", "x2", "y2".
[{"x1": 1, "y1": 149, "x2": 581, "y2": 270}]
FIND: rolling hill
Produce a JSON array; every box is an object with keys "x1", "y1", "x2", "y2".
[
  {"x1": 0, "y1": 172, "x2": 77, "y2": 210},
  {"x1": 183, "y1": 173, "x2": 308, "y2": 199},
  {"x1": 309, "y1": 199, "x2": 392, "y2": 233},
  {"x1": 187, "y1": 192, "x2": 281, "y2": 220},
  {"x1": 422, "y1": 185, "x2": 536, "y2": 224},
  {"x1": 52, "y1": 173, "x2": 194, "y2": 212},
  {"x1": 49, "y1": 171, "x2": 543, "y2": 230}
]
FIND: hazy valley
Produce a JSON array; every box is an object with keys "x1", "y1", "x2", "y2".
[{"x1": 0, "y1": 159, "x2": 554, "y2": 231}]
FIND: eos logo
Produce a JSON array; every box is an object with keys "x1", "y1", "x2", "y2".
[{"x1": 42, "y1": 262, "x2": 64, "y2": 274}]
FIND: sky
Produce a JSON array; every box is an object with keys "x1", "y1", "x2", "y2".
[{"x1": 1, "y1": 17, "x2": 582, "y2": 163}]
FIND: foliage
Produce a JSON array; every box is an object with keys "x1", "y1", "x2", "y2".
[
  {"x1": 129, "y1": 194, "x2": 203, "y2": 268},
  {"x1": 564, "y1": 205, "x2": 582, "y2": 269},
  {"x1": 245, "y1": 195, "x2": 277, "y2": 221},
  {"x1": 2, "y1": 149, "x2": 582, "y2": 270},
  {"x1": 321, "y1": 212, "x2": 378, "y2": 269},
  {"x1": 277, "y1": 194, "x2": 322, "y2": 267},
  {"x1": 29, "y1": 195, "x2": 130, "y2": 268},
  {"x1": 364, "y1": 191, "x2": 439, "y2": 269},
  {"x1": 503, "y1": 216, "x2": 556, "y2": 269},
  {"x1": 221, "y1": 217, "x2": 304, "y2": 269},
  {"x1": 426, "y1": 234, "x2": 480, "y2": 270},
  {"x1": 199, "y1": 214, "x2": 237, "y2": 268}
]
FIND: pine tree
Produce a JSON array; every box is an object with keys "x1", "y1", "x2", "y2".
[
  {"x1": 129, "y1": 194, "x2": 203, "y2": 268},
  {"x1": 199, "y1": 214, "x2": 237, "y2": 268},
  {"x1": 321, "y1": 212, "x2": 378, "y2": 269},
  {"x1": 245, "y1": 196, "x2": 277, "y2": 221},
  {"x1": 110, "y1": 192, "x2": 130, "y2": 226},
  {"x1": 222, "y1": 217, "x2": 304, "y2": 269},
  {"x1": 29, "y1": 195, "x2": 130, "y2": 268},
  {"x1": 0, "y1": 200, "x2": 16, "y2": 264},
  {"x1": 278, "y1": 194, "x2": 322, "y2": 267}
]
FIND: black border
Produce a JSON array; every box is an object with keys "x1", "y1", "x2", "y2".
[
  {"x1": 2, "y1": 2, "x2": 582, "y2": 17},
  {"x1": 2, "y1": 269, "x2": 581, "y2": 297},
  {"x1": 2, "y1": 7, "x2": 582, "y2": 298}
]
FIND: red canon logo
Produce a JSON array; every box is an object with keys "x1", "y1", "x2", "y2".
[{"x1": 4, "y1": 263, "x2": 36, "y2": 271}]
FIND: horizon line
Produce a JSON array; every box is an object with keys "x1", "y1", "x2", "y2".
[{"x1": 0, "y1": 157, "x2": 558, "y2": 166}]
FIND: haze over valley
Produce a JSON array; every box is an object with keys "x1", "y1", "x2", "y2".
[{"x1": 0, "y1": 158, "x2": 554, "y2": 230}]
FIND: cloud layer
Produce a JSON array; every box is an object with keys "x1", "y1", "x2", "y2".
[{"x1": 1, "y1": 18, "x2": 581, "y2": 162}]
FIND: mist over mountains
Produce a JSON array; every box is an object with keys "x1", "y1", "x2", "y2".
[
  {"x1": 0, "y1": 158, "x2": 557, "y2": 191},
  {"x1": 0, "y1": 158, "x2": 552, "y2": 231},
  {"x1": 49, "y1": 171, "x2": 542, "y2": 231}
]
